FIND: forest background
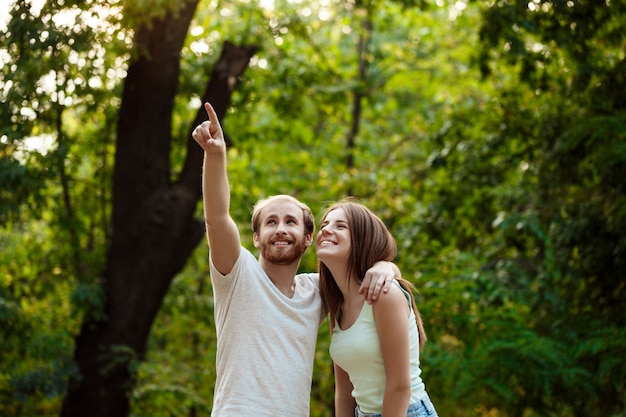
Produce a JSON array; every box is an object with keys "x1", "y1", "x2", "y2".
[{"x1": 1, "y1": 0, "x2": 624, "y2": 416}]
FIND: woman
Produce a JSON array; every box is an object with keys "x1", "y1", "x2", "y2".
[{"x1": 316, "y1": 199, "x2": 438, "y2": 417}]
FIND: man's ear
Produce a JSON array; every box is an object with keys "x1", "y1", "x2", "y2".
[
  {"x1": 305, "y1": 233, "x2": 313, "y2": 247},
  {"x1": 253, "y1": 232, "x2": 260, "y2": 248}
]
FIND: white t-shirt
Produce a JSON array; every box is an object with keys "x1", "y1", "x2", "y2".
[{"x1": 210, "y1": 247, "x2": 324, "y2": 416}]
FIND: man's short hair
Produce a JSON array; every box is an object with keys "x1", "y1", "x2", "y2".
[{"x1": 251, "y1": 195, "x2": 315, "y2": 235}]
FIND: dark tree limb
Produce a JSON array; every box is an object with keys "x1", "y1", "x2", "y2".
[{"x1": 60, "y1": 2, "x2": 258, "y2": 416}]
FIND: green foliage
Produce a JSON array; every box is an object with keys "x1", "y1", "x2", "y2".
[
  {"x1": 1, "y1": 1, "x2": 125, "y2": 414},
  {"x1": 421, "y1": 1, "x2": 626, "y2": 415},
  {"x1": 0, "y1": 0, "x2": 126, "y2": 225},
  {"x1": 0, "y1": 223, "x2": 81, "y2": 416},
  {"x1": 0, "y1": 152, "x2": 52, "y2": 224},
  {"x1": 1, "y1": 0, "x2": 625, "y2": 416}
]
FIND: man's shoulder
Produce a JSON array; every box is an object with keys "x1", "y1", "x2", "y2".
[
  {"x1": 232, "y1": 247, "x2": 263, "y2": 270},
  {"x1": 210, "y1": 246, "x2": 261, "y2": 276},
  {"x1": 295, "y1": 272, "x2": 320, "y2": 286}
]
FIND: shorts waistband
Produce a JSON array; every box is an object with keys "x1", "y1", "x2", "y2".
[{"x1": 355, "y1": 396, "x2": 437, "y2": 417}]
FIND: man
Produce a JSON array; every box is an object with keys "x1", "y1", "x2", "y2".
[{"x1": 192, "y1": 103, "x2": 397, "y2": 416}]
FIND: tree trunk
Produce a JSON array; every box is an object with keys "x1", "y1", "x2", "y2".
[{"x1": 60, "y1": 2, "x2": 258, "y2": 415}]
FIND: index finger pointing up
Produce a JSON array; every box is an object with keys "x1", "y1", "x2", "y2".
[
  {"x1": 204, "y1": 102, "x2": 222, "y2": 136},
  {"x1": 204, "y1": 102, "x2": 218, "y2": 123}
]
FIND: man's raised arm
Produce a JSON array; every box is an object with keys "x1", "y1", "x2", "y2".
[{"x1": 192, "y1": 102, "x2": 241, "y2": 274}]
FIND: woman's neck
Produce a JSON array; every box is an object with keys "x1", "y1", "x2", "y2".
[{"x1": 325, "y1": 262, "x2": 360, "y2": 301}]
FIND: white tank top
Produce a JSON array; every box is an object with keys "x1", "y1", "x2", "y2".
[{"x1": 330, "y1": 282, "x2": 426, "y2": 413}]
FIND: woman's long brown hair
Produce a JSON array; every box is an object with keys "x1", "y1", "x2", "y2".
[{"x1": 318, "y1": 199, "x2": 427, "y2": 350}]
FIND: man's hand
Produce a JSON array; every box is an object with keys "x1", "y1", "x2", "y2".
[
  {"x1": 359, "y1": 261, "x2": 400, "y2": 303},
  {"x1": 192, "y1": 102, "x2": 225, "y2": 154}
]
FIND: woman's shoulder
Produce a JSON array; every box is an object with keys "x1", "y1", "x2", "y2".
[{"x1": 371, "y1": 282, "x2": 409, "y2": 311}]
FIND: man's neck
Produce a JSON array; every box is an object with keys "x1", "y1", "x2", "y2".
[{"x1": 259, "y1": 258, "x2": 300, "y2": 297}]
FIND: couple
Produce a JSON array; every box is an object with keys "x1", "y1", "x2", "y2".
[{"x1": 192, "y1": 103, "x2": 438, "y2": 417}]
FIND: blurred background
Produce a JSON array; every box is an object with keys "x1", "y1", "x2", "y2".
[{"x1": 1, "y1": 0, "x2": 624, "y2": 416}]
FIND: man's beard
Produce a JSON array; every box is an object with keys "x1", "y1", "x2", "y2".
[{"x1": 259, "y1": 239, "x2": 307, "y2": 265}]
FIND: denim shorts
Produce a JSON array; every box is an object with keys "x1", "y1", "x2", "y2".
[{"x1": 355, "y1": 394, "x2": 438, "y2": 417}]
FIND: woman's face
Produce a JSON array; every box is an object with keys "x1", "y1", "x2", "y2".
[{"x1": 315, "y1": 207, "x2": 352, "y2": 263}]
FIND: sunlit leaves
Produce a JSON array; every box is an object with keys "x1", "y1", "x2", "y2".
[{"x1": 2, "y1": 0, "x2": 625, "y2": 416}]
